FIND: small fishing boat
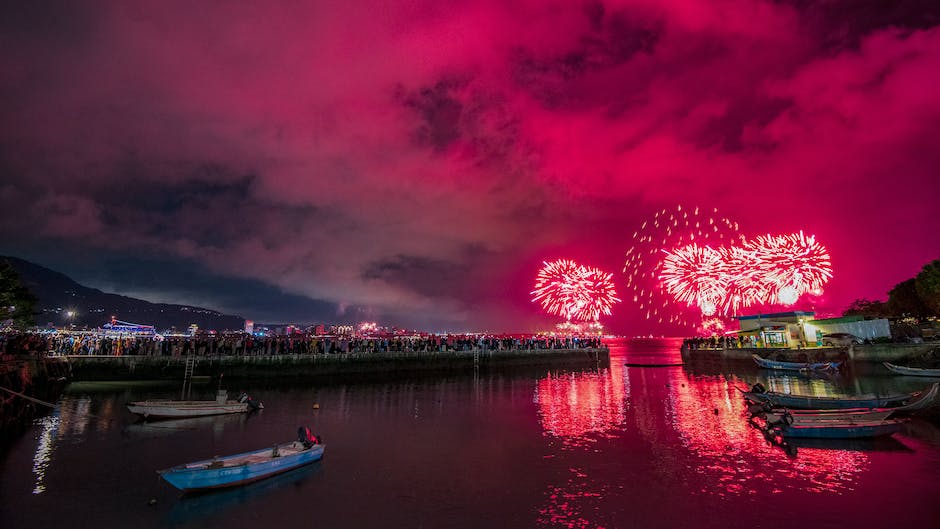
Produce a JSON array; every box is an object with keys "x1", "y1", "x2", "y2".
[
  {"x1": 763, "y1": 408, "x2": 895, "y2": 426},
  {"x1": 883, "y1": 362, "x2": 940, "y2": 377},
  {"x1": 751, "y1": 354, "x2": 840, "y2": 371},
  {"x1": 159, "y1": 436, "x2": 324, "y2": 492},
  {"x1": 769, "y1": 418, "x2": 905, "y2": 439},
  {"x1": 743, "y1": 382, "x2": 939, "y2": 411},
  {"x1": 127, "y1": 390, "x2": 262, "y2": 420}
]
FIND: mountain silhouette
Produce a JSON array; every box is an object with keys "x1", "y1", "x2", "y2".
[{"x1": 2, "y1": 256, "x2": 245, "y2": 331}]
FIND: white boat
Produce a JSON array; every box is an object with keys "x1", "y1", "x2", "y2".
[{"x1": 127, "y1": 390, "x2": 261, "y2": 419}]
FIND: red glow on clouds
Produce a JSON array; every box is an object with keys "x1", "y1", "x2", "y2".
[{"x1": 0, "y1": 1, "x2": 938, "y2": 331}]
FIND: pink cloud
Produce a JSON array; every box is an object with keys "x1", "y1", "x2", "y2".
[{"x1": 1, "y1": 1, "x2": 938, "y2": 331}]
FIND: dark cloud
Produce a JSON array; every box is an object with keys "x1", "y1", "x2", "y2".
[{"x1": 1, "y1": 1, "x2": 938, "y2": 333}]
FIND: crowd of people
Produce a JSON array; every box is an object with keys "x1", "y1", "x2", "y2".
[
  {"x1": 0, "y1": 331, "x2": 606, "y2": 357},
  {"x1": 682, "y1": 335, "x2": 754, "y2": 350}
]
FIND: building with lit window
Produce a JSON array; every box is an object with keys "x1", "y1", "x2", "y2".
[{"x1": 734, "y1": 311, "x2": 891, "y2": 348}]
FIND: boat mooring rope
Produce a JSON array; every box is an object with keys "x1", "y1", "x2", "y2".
[
  {"x1": 0, "y1": 385, "x2": 58, "y2": 408},
  {"x1": 0, "y1": 385, "x2": 208, "y2": 432},
  {"x1": 1, "y1": 384, "x2": 118, "y2": 424}
]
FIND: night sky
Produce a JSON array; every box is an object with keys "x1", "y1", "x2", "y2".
[{"x1": 1, "y1": 1, "x2": 939, "y2": 334}]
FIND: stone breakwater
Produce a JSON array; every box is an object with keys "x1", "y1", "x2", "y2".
[{"x1": 65, "y1": 348, "x2": 609, "y2": 381}]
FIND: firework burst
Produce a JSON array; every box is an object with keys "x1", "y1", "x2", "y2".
[
  {"x1": 532, "y1": 259, "x2": 621, "y2": 322},
  {"x1": 660, "y1": 232, "x2": 833, "y2": 316},
  {"x1": 743, "y1": 231, "x2": 833, "y2": 303},
  {"x1": 659, "y1": 244, "x2": 728, "y2": 316}
]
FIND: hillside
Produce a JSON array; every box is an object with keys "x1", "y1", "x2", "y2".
[{"x1": 2, "y1": 256, "x2": 245, "y2": 331}]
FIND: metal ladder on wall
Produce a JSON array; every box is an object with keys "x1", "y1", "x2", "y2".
[
  {"x1": 183, "y1": 356, "x2": 196, "y2": 381},
  {"x1": 180, "y1": 356, "x2": 196, "y2": 400}
]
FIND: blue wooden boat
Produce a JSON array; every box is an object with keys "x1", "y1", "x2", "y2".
[
  {"x1": 771, "y1": 419, "x2": 905, "y2": 439},
  {"x1": 751, "y1": 354, "x2": 840, "y2": 371},
  {"x1": 159, "y1": 441, "x2": 324, "y2": 492},
  {"x1": 743, "y1": 382, "x2": 939, "y2": 411}
]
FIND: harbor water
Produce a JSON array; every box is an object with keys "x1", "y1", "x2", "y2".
[{"x1": 2, "y1": 338, "x2": 940, "y2": 528}]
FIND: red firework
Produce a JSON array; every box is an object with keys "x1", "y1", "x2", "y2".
[
  {"x1": 532, "y1": 259, "x2": 621, "y2": 322},
  {"x1": 660, "y1": 231, "x2": 833, "y2": 315},
  {"x1": 743, "y1": 231, "x2": 833, "y2": 302},
  {"x1": 659, "y1": 244, "x2": 729, "y2": 316}
]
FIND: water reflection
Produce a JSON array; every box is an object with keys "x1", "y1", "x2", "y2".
[
  {"x1": 535, "y1": 369, "x2": 627, "y2": 448},
  {"x1": 667, "y1": 371, "x2": 870, "y2": 495},
  {"x1": 536, "y1": 467, "x2": 609, "y2": 529},
  {"x1": 122, "y1": 413, "x2": 251, "y2": 439},
  {"x1": 31, "y1": 413, "x2": 59, "y2": 494},
  {"x1": 166, "y1": 464, "x2": 321, "y2": 526}
]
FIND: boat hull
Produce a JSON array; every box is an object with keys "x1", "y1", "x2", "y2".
[
  {"x1": 752, "y1": 354, "x2": 839, "y2": 371},
  {"x1": 745, "y1": 392, "x2": 913, "y2": 410},
  {"x1": 765, "y1": 409, "x2": 895, "y2": 426},
  {"x1": 745, "y1": 383, "x2": 939, "y2": 411},
  {"x1": 884, "y1": 362, "x2": 940, "y2": 377},
  {"x1": 775, "y1": 420, "x2": 904, "y2": 439},
  {"x1": 127, "y1": 400, "x2": 250, "y2": 419},
  {"x1": 160, "y1": 443, "x2": 324, "y2": 492}
]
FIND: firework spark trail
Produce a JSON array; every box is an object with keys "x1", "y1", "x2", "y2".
[
  {"x1": 532, "y1": 259, "x2": 621, "y2": 322},
  {"x1": 623, "y1": 205, "x2": 744, "y2": 326}
]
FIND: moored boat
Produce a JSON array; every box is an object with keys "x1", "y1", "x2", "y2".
[
  {"x1": 764, "y1": 408, "x2": 895, "y2": 427},
  {"x1": 743, "y1": 382, "x2": 939, "y2": 411},
  {"x1": 127, "y1": 390, "x2": 262, "y2": 419},
  {"x1": 751, "y1": 354, "x2": 840, "y2": 372},
  {"x1": 159, "y1": 437, "x2": 324, "y2": 492},
  {"x1": 883, "y1": 362, "x2": 940, "y2": 377},
  {"x1": 770, "y1": 418, "x2": 905, "y2": 439}
]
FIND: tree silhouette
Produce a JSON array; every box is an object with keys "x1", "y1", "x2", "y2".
[
  {"x1": 0, "y1": 259, "x2": 36, "y2": 329},
  {"x1": 887, "y1": 278, "x2": 930, "y2": 320},
  {"x1": 915, "y1": 259, "x2": 940, "y2": 316},
  {"x1": 843, "y1": 298, "x2": 888, "y2": 318}
]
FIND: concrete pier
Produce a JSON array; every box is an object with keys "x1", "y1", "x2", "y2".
[
  {"x1": 680, "y1": 343, "x2": 936, "y2": 363},
  {"x1": 65, "y1": 347, "x2": 609, "y2": 381}
]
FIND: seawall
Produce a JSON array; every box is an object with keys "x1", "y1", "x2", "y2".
[
  {"x1": 680, "y1": 343, "x2": 936, "y2": 363},
  {"x1": 66, "y1": 348, "x2": 609, "y2": 381}
]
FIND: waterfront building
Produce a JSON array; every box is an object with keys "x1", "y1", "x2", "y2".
[
  {"x1": 734, "y1": 311, "x2": 815, "y2": 348},
  {"x1": 733, "y1": 311, "x2": 891, "y2": 348}
]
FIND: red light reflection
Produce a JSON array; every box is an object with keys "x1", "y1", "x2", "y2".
[
  {"x1": 537, "y1": 467, "x2": 609, "y2": 529},
  {"x1": 667, "y1": 372, "x2": 870, "y2": 495},
  {"x1": 535, "y1": 368, "x2": 627, "y2": 448}
]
